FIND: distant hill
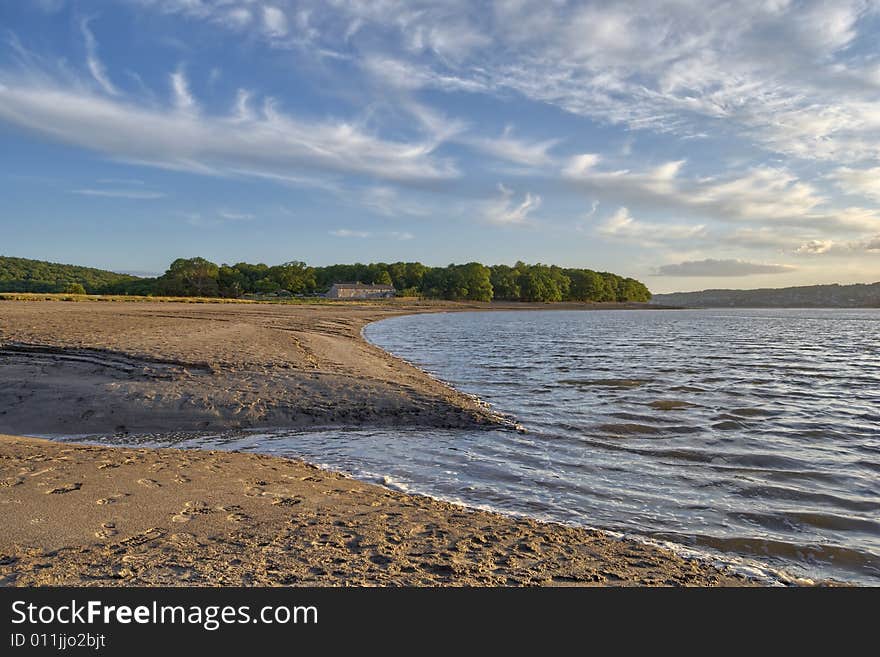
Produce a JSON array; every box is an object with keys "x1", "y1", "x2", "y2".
[
  {"x1": 0, "y1": 256, "x2": 146, "y2": 294},
  {"x1": 651, "y1": 282, "x2": 880, "y2": 308}
]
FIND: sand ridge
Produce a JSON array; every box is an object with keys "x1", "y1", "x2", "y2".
[{"x1": 0, "y1": 300, "x2": 505, "y2": 435}]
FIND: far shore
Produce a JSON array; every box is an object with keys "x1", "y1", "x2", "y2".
[{"x1": 0, "y1": 298, "x2": 750, "y2": 586}]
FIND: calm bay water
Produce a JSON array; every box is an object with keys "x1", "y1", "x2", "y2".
[{"x1": 102, "y1": 309, "x2": 880, "y2": 584}]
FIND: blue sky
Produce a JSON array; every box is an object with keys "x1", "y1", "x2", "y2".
[{"x1": 1, "y1": 1, "x2": 879, "y2": 292}]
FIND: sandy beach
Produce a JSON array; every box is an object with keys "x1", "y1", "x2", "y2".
[{"x1": 0, "y1": 299, "x2": 749, "y2": 586}]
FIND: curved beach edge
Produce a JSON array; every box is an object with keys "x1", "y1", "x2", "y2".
[{"x1": 0, "y1": 433, "x2": 758, "y2": 587}]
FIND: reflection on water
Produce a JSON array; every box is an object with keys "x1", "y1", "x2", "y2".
[{"x1": 86, "y1": 309, "x2": 880, "y2": 584}]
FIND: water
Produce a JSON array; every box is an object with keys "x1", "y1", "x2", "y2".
[{"x1": 87, "y1": 309, "x2": 880, "y2": 584}]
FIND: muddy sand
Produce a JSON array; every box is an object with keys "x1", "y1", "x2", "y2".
[{"x1": 0, "y1": 300, "x2": 750, "y2": 586}]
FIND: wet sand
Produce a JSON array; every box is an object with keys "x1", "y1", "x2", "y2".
[
  {"x1": 0, "y1": 299, "x2": 751, "y2": 586},
  {"x1": 0, "y1": 300, "x2": 503, "y2": 435}
]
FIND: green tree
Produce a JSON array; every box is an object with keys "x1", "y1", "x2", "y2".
[
  {"x1": 566, "y1": 269, "x2": 607, "y2": 301},
  {"x1": 218, "y1": 265, "x2": 246, "y2": 298},
  {"x1": 458, "y1": 262, "x2": 493, "y2": 301},
  {"x1": 270, "y1": 261, "x2": 316, "y2": 294},
  {"x1": 374, "y1": 270, "x2": 393, "y2": 286},
  {"x1": 518, "y1": 266, "x2": 563, "y2": 302},
  {"x1": 157, "y1": 257, "x2": 220, "y2": 296},
  {"x1": 63, "y1": 282, "x2": 86, "y2": 294},
  {"x1": 490, "y1": 265, "x2": 521, "y2": 300},
  {"x1": 403, "y1": 262, "x2": 427, "y2": 289}
]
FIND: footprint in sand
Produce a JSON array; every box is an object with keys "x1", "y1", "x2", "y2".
[
  {"x1": 168, "y1": 533, "x2": 198, "y2": 547},
  {"x1": 137, "y1": 478, "x2": 161, "y2": 488},
  {"x1": 173, "y1": 475, "x2": 191, "y2": 484},
  {"x1": 45, "y1": 482, "x2": 81, "y2": 494},
  {"x1": 272, "y1": 496, "x2": 303, "y2": 507},
  {"x1": 226, "y1": 512, "x2": 249, "y2": 523},
  {"x1": 116, "y1": 528, "x2": 166, "y2": 548},
  {"x1": 96, "y1": 492, "x2": 128, "y2": 505},
  {"x1": 171, "y1": 500, "x2": 210, "y2": 523},
  {"x1": 0, "y1": 477, "x2": 24, "y2": 488},
  {"x1": 95, "y1": 522, "x2": 119, "y2": 539}
]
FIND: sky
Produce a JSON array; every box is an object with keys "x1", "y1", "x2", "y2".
[{"x1": 1, "y1": 1, "x2": 879, "y2": 293}]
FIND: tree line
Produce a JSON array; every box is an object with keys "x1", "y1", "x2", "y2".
[
  {"x1": 0, "y1": 255, "x2": 651, "y2": 303},
  {"x1": 0, "y1": 256, "x2": 139, "y2": 293}
]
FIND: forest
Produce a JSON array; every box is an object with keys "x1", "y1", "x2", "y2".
[{"x1": 0, "y1": 256, "x2": 651, "y2": 303}]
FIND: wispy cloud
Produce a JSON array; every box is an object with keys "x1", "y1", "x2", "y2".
[
  {"x1": 329, "y1": 228, "x2": 371, "y2": 238},
  {"x1": 80, "y1": 17, "x2": 118, "y2": 95},
  {"x1": 597, "y1": 207, "x2": 706, "y2": 247},
  {"x1": 463, "y1": 126, "x2": 560, "y2": 168},
  {"x1": 182, "y1": 209, "x2": 256, "y2": 227},
  {"x1": 71, "y1": 188, "x2": 165, "y2": 199},
  {"x1": 96, "y1": 178, "x2": 145, "y2": 186},
  {"x1": 127, "y1": 1, "x2": 880, "y2": 168},
  {"x1": 170, "y1": 67, "x2": 197, "y2": 112},
  {"x1": 484, "y1": 184, "x2": 541, "y2": 225},
  {"x1": 218, "y1": 210, "x2": 255, "y2": 221},
  {"x1": 329, "y1": 228, "x2": 415, "y2": 240},
  {"x1": 0, "y1": 79, "x2": 458, "y2": 184},
  {"x1": 830, "y1": 166, "x2": 880, "y2": 203}
]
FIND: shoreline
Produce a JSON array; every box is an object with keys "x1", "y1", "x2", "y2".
[
  {"x1": 0, "y1": 298, "x2": 755, "y2": 586},
  {"x1": 0, "y1": 434, "x2": 751, "y2": 586}
]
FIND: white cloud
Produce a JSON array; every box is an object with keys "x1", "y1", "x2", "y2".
[
  {"x1": 329, "y1": 228, "x2": 371, "y2": 238},
  {"x1": 71, "y1": 188, "x2": 165, "y2": 199},
  {"x1": 80, "y1": 18, "x2": 118, "y2": 95},
  {"x1": 598, "y1": 207, "x2": 706, "y2": 246},
  {"x1": 464, "y1": 126, "x2": 560, "y2": 168},
  {"x1": 795, "y1": 240, "x2": 835, "y2": 255},
  {"x1": 484, "y1": 184, "x2": 541, "y2": 225},
  {"x1": 830, "y1": 166, "x2": 880, "y2": 203},
  {"x1": 361, "y1": 55, "x2": 487, "y2": 93},
  {"x1": 0, "y1": 79, "x2": 457, "y2": 184},
  {"x1": 657, "y1": 259, "x2": 797, "y2": 277},
  {"x1": 218, "y1": 210, "x2": 255, "y2": 221},
  {"x1": 213, "y1": 0, "x2": 880, "y2": 165},
  {"x1": 564, "y1": 153, "x2": 880, "y2": 233},
  {"x1": 329, "y1": 227, "x2": 414, "y2": 240},
  {"x1": 170, "y1": 68, "x2": 197, "y2": 112},
  {"x1": 262, "y1": 6, "x2": 288, "y2": 38},
  {"x1": 794, "y1": 235, "x2": 880, "y2": 256}
]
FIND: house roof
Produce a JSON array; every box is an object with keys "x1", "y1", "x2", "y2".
[{"x1": 330, "y1": 282, "x2": 395, "y2": 290}]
